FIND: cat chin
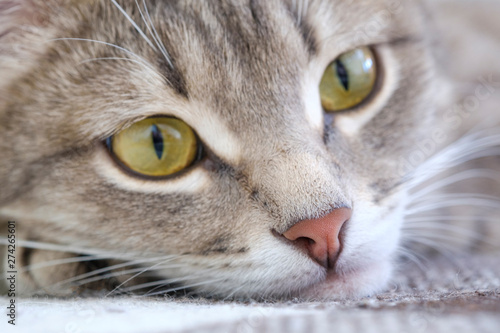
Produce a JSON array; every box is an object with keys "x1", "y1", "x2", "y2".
[{"x1": 297, "y1": 260, "x2": 392, "y2": 301}]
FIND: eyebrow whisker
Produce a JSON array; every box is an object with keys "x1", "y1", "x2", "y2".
[
  {"x1": 111, "y1": 0, "x2": 157, "y2": 51},
  {"x1": 136, "y1": 0, "x2": 174, "y2": 69}
]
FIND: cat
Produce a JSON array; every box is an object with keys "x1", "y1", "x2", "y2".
[{"x1": 0, "y1": 0, "x2": 499, "y2": 300}]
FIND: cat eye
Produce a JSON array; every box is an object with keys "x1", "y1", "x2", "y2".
[
  {"x1": 319, "y1": 46, "x2": 377, "y2": 112},
  {"x1": 107, "y1": 117, "x2": 200, "y2": 178}
]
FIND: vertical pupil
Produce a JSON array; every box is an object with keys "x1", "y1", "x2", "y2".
[
  {"x1": 336, "y1": 60, "x2": 349, "y2": 91},
  {"x1": 151, "y1": 124, "x2": 164, "y2": 160}
]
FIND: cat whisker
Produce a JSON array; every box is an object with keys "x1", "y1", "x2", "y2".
[
  {"x1": 51, "y1": 257, "x2": 181, "y2": 289},
  {"x1": 395, "y1": 246, "x2": 429, "y2": 272},
  {"x1": 122, "y1": 267, "x2": 220, "y2": 295},
  {"x1": 51, "y1": 38, "x2": 151, "y2": 67},
  {"x1": 405, "y1": 215, "x2": 499, "y2": 224},
  {"x1": 51, "y1": 37, "x2": 170, "y2": 84},
  {"x1": 407, "y1": 192, "x2": 500, "y2": 207},
  {"x1": 407, "y1": 130, "x2": 500, "y2": 188},
  {"x1": 401, "y1": 231, "x2": 488, "y2": 255},
  {"x1": 222, "y1": 284, "x2": 248, "y2": 301},
  {"x1": 0, "y1": 239, "x2": 134, "y2": 258},
  {"x1": 0, "y1": 239, "x2": 195, "y2": 291},
  {"x1": 143, "y1": 278, "x2": 226, "y2": 297},
  {"x1": 401, "y1": 237, "x2": 462, "y2": 262},
  {"x1": 78, "y1": 57, "x2": 160, "y2": 77},
  {"x1": 402, "y1": 229, "x2": 486, "y2": 246},
  {"x1": 60, "y1": 264, "x2": 178, "y2": 291},
  {"x1": 405, "y1": 196, "x2": 500, "y2": 215},
  {"x1": 141, "y1": 282, "x2": 173, "y2": 296},
  {"x1": 53, "y1": 37, "x2": 172, "y2": 97},
  {"x1": 143, "y1": 272, "x2": 229, "y2": 298},
  {"x1": 407, "y1": 169, "x2": 500, "y2": 202},
  {"x1": 404, "y1": 220, "x2": 491, "y2": 230},
  {"x1": 402, "y1": 222, "x2": 495, "y2": 244},
  {"x1": 104, "y1": 259, "x2": 185, "y2": 297},
  {"x1": 41, "y1": 264, "x2": 153, "y2": 294},
  {"x1": 141, "y1": 277, "x2": 197, "y2": 297},
  {"x1": 20, "y1": 254, "x2": 108, "y2": 273},
  {"x1": 110, "y1": 0, "x2": 157, "y2": 51},
  {"x1": 136, "y1": 0, "x2": 174, "y2": 68},
  {"x1": 401, "y1": 238, "x2": 481, "y2": 270}
]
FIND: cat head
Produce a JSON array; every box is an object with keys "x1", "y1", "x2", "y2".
[{"x1": 0, "y1": 0, "x2": 449, "y2": 299}]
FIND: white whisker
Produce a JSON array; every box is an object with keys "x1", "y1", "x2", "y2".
[
  {"x1": 51, "y1": 38, "x2": 148, "y2": 65},
  {"x1": 222, "y1": 284, "x2": 248, "y2": 301},
  {"x1": 111, "y1": 0, "x2": 157, "y2": 50},
  {"x1": 407, "y1": 130, "x2": 500, "y2": 189},
  {"x1": 51, "y1": 37, "x2": 170, "y2": 96},
  {"x1": 395, "y1": 246, "x2": 429, "y2": 271},
  {"x1": 79, "y1": 57, "x2": 159, "y2": 75},
  {"x1": 104, "y1": 259, "x2": 174, "y2": 297},
  {"x1": 403, "y1": 230, "x2": 481, "y2": 245},
  {"x1": 408, "y1": 169, "x2": 500, "y2": 202},
  {"x1": 405, "y1": 196, "x2": 500, "y2": 215},
  {"x1": 137, "y1": 0, "x2": 174, "y2": 68},
  {"x1": 48, "y1": 265, "x2": 150, "y2": 292},
  {"x1": 0, "y1": 239, "x2": 119, "y2": 257},
  {"x1": 144, "y1": 278, "x2": 226, "y2": 297},
  {"x1": 20, "y1": 254, "x2": 107, "y2": 273},
  {"x1": 53, "y1": 257, "x2": 180, "y2": 288},
  {"x1": 126, "y1": 267, "x2": 220, "y2": 294},
  {"x1": 402, "y1": 222, "x2": 492, "y2": 243},
  {"x1": 405, "y1": 215, "x2": 499, "y2": 224},
  {"x1": 63, "y1": 265, "x2": 162, "y2": 290},
  {"x1": 402, "y1": 237, "x2": 460, "y2": 260}
]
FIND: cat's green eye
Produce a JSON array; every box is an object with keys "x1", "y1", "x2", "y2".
[
  {"x1": 319, "y1": 46, "x2": 377, "y2": 112},
  {"x1": 109, "y1": 117, "x2": 199, "y2": 177}
]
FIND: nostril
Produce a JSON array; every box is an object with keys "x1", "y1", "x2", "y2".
[
  {"x1": 294, "y1": 237, "x2": 316, "y2": 250},
  {"x1": 291, "y1": 236, "x2": 326, "y2": 267},
  {"x1": 281, "y1": 207, "x2": 352, "y2": 269},
  {"x1": 302, "y1": 237, "x2": 315, "y2": 246}
]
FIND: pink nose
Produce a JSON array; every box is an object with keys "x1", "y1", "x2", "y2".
[{"x1": 283, "y1": 208, "x2": 352, "y2": 269}]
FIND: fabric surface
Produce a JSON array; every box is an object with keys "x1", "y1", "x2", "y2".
[{"x1": 2, "y1": 254, "x2": 499, "y2": 333}]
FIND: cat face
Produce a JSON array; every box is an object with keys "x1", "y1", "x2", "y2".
[{"x1": 0, "y1": 0, "x2": 445, "y2": 298}]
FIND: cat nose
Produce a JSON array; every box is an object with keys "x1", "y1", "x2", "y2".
[{"x1": 282, "y1": 208, "x2": 352, "y2": 269}]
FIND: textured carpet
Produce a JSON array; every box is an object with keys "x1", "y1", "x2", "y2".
[{"x1": 2, "y1": 254, "x2": 499, "y2": 333}]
